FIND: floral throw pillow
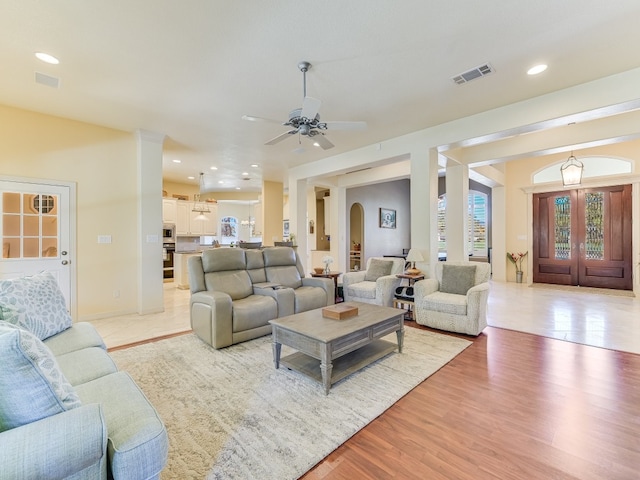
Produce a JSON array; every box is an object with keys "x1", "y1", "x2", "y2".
[
  {"x1": 0, "y1": 271, "x2": 72, "y2": 340},
  {"x1": 0, "y1": 321, "x2": 81, "y2": 432}
]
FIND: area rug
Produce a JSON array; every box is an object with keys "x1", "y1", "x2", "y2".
[{"x1": 109, "y1": 327, "x2": 471, "y2": 479}]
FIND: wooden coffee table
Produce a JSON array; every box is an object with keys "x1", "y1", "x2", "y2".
[{"x1": 269, "y1": 302, "x2": 404, "y2": 394}]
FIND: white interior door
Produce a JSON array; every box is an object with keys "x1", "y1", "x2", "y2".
[{"x1": 1, "y1": 179, "x2": 74, "y2": 315}]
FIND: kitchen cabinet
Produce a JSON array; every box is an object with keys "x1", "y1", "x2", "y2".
[
  {"x1": 175, "y1": 201, "x2": 191, "y2": 235},
  {"x1": 175, "y1": 201, "x2": 217, "y2": 236},
  {"x1": 162, "y1": 199, "x2": 177, "y2": 224},
  {"x1": 189, "y1": 205, "x2": 217, "y2": 235}
]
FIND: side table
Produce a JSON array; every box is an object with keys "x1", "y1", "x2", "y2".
[
  {"x1": 393, "y1": 273, "x2": 425, "y2": 320},
  {"x1": 311, "y1": 271, "x2": 343, "y2": 303}
]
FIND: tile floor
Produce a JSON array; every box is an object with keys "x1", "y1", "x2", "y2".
[{"x1": 90, "y1": 280, "x2": 640, "y2": 354}]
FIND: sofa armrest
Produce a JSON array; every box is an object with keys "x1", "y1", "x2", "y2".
[
  {"x1": 414, "y1": 278, "x2": 439, "y2": 298},
  {"x1": 301, "y1": 277, "x2": 335, "y2": 305},
  {"x1": 253, "y1": 285, "x2": 295, "y2": 317},
  {"x1": 0, "y1": 404, "x2": 107, "y2": 480},
  {"x1": 375, "y1": 275, "x2": 403, "y2": 307},
  {"x1": 190, "y1": 290, "x2": 233, "y2": 348},
  {"x1": 342, "y1": 270, "x2": 366, "y2": 289}
]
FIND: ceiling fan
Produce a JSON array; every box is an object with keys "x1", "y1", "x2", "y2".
[{"x1": 242, "y1": 61, "x2": 366, "y2": 150}]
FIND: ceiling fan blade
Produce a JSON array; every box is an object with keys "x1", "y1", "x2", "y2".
[
  {"x1": 300, "y1": 96, "x2": 322, "y2": 120},
  {"x1": 242, "y1": 114, "x2": 282, "y2": 124},
  {"x1": 323, "y1": 121, "x2": 367, "y2": 131},
  {"x1": 265, "y1": 129, "x2": 297, "y2": 145},
  {"x1": 313, "y1": 134, "x2": 334, "y2": 150}
]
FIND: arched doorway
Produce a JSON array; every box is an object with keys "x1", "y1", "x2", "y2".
[{"x1": 349, "y1": 203, "x2": 364, "y2": 271}]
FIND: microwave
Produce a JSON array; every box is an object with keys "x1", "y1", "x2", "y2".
[{"x1": 162, "y1": 224, "x2": 175, "y2": 243}]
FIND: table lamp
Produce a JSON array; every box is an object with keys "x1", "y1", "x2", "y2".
[{"x1": 405, "y1": 249, "x2": 424, "y2": 275}]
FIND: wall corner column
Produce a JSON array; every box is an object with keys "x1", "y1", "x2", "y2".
[{"x1": 136, "y1": 129, "x2": 165, "y2": 315}]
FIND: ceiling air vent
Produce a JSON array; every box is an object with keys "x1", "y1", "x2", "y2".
[
  {"x1": 35, "y1": 72, "x2": 60, "y2": 88},
  {"x1": 451, "y1": 63, "x2": 494, "y2": 85}
]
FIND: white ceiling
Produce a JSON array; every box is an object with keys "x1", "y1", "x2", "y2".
[{"x1": 2, "y1": 1, "x2": 640, "y2": 192}]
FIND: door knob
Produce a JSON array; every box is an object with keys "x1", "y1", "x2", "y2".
[
  {"x1": 61, "y1": 251, "x2": 68, "y2": 256},
  {"x1": 61, "y1": 260, "x2": 69, "y2": 265}
]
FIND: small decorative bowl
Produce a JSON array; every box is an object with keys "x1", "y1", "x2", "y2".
[{"x1": 314, "y1": 267, "x2": 325, "y2": 274}]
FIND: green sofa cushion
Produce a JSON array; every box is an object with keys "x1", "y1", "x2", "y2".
[
  {"x1": 0, "y1": 321, "x2": 81, "y2": 432},
  {"x1": 440, "y1": 264, "x2": 477, "y2": 295},
  {"x1": 364, "y1": 259, "x2": 394, "y2": 282}
]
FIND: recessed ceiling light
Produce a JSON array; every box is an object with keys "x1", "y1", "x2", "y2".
[
  {"x1": 527, "y1": 64, "x2": 547, "y2": 75},
  {"x1": 35, "y1": 52, "x2": 59, "y2": 65},
  {"x1": 313, "y1": 142, "x2": 320, "y2": 147},
  {"x1": 187, "y1": 176, "x2": 195, "y2": 180},
  {"x1": 250, "y1": 164, "x2": 259, "y2": 168},
  {"x1": 218, "y1": 180, "x2": 224, "y2": 184},
  {"x1": 242, "y1": 172, "x2": 249, "y2": 176},
  {"x1": 172, "y1": 159, "x2": 181, "y2": 163},
  {"x1": 236, "y1": 187, "x2": 241, "y2": 190},
  {"x1": 210, "y1": 166, "x2": 218, "y2": 170}
]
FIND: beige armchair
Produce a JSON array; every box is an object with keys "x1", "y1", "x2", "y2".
[
  {"x1": 414, "y1": 261, "x2": 490, "y2": 336},
  {"x1": 342, "y1": 257, "x2": 406, "y2": 307}
]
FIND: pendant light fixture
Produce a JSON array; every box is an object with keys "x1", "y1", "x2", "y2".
[
  {"x1": 560, "y1": 151, "x2": 583, "y2": 186},
  {"x1": 192, "y1": 172, "x2": 213, "y2": 221}
]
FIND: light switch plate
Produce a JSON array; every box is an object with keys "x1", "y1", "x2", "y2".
[{"x1": 97, "y1": 235, "x2": 112, "y2": 244}]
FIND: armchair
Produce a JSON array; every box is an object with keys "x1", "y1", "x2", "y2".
[
  {"x1": 342, "y1": 257, "x2": 406, "y2": 307},
  {"x1": 414, "y1": 261, "x2": 490, "y2": 335}
]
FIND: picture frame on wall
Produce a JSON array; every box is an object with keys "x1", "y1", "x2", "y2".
[
  {"x1": 379, "y1": 208, "x2": 396, "y2": 229},
  {"x1": 283, "y1": 219, "x2": 290, "y2": 238}
]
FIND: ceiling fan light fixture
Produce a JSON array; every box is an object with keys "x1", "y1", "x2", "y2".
[{"x1": 560, "y1": 152, "x2": 584, "y2": 186}]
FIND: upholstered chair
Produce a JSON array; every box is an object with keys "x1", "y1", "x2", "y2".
[
  {"x1": 414, "y1": 261, "x2": 490, "y2": 336},
  {"x1": 342, "y1": 257, "x2": 406, "y2": 307}
]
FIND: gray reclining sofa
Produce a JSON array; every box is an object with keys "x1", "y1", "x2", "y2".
[{"x1": 188, "y1": 246, "x2": 334, "y2": 349}]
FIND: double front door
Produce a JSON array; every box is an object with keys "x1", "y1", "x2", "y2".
[{"x1": 532, "y1": 184, "x2": 632, "y2": 290}]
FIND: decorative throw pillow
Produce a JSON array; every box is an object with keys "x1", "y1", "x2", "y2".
[
  {"x1": 440, "y1": 264, "x2": 477, "y2": 295},
  {"x1": 0, "y1": 321, "x2": 81, "y2": 432},
  {"x1": 364, "y1": 259, "x2": 394, "y2": 282},
  {"x1": 0, "y1": 271, "x2": 72, "y2": 340}
]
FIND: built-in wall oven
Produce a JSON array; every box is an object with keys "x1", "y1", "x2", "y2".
[
  {"x1": 162, "y1": 224, "x2": 175, "y2": 243},
  {"x1": 163, "y1": 243, "x2": 175, "y2": 279}
]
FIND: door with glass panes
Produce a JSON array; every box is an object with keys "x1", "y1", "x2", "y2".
[
  {"x1": 532, "y1": 184, "x2": 632, "y2": 290},
  {"x1": 1, "y1": 180, "x2": 73, "y2": 308}
]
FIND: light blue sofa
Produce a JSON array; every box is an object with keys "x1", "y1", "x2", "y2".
[
  {"x1": 0, "y1": 321, "x2": 168, "y2": 479},
  {"x1": 0, "y1": 269, "x2": 168, "y2": 480}
]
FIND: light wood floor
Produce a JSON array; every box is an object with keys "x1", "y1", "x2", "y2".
[{"x1": 90, "y1": 281, "x2": 640, "y2": 479}]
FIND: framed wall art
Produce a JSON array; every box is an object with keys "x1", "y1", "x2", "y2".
[{"x1": 379, "y1": 208, "x2": 396, "y2": 229}]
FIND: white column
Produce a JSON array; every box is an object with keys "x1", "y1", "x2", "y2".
[
  {"x1": 492, "y1": 185, "x2": 506, "y2": 281},
  {"x1": 445, "y1": 164, "x2": 469, "y2": 262},
  {"x1": 288, "y1": 176, "x2": 309, "y2": 271},
  {"x1": 410, "y1": 147, "x2": 439, "y2": 277},
  {"x1": 329, "y1": 186, "x2": 347, "y2": 273},
  {"x1": 136, "y1": 130, "x2": 165, "y2": 315}
]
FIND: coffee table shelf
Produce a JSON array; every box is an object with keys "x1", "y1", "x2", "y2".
[{"x1": 280, "y1": 339, "x2": 398, "y2": 386}]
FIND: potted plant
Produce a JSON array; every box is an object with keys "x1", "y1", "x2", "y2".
[{"x1": 507, "y1": 251, "x2": 528, "y2": 283}]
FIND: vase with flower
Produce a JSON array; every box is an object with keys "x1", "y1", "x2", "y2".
[
  {"x1": 322, "y1": 255, "x2": 334, "y2": 274},
  {"x1": 507, "y1": 251, "x2": 528, "y2": 283}
]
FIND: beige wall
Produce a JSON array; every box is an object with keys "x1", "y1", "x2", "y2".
[
  {"x1": 0, "y1": 104, "x2": 140, "y2": 319},
  {"x1": 505, "y1": 141, "x2": 640, "y2": 282}
]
